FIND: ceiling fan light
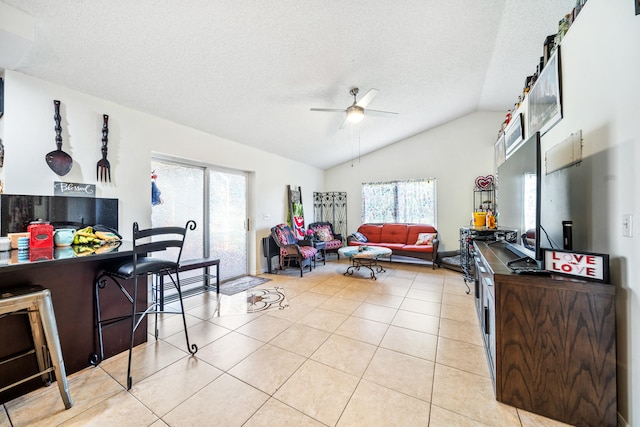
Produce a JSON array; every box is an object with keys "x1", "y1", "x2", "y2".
[{"x1": 347, "y1": 107, "x2": 364, "y2": 123}]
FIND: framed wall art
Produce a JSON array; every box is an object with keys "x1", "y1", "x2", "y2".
[
  {"x1": 504, "y1": 113, "x2": 524, "y2": 157},
  {"x1": 528, "y1": 46, "x2": 562, "y2": 136}
]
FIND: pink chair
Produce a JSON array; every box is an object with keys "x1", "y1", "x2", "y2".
[{"x1": 271, "y1": 224, "x2": 318, "y2": 277}]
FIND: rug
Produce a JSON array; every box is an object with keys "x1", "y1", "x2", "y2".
[{"x1": 219, "y1": 276, "x2": 271, "y2": 296}]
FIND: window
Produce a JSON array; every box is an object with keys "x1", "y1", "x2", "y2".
[{"x1": 362, "y1": 179, "x2": 436, "y2": 224}]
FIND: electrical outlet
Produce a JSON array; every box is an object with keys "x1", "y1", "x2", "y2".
[{"x1": 623, "y1": 214, "x2": 633, "y2": 237}]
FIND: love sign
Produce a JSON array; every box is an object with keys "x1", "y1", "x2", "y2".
[
  {"x1": 475, "y1": 175, "x2": 494, "y2": 190},
  {"x1": 544, "y1": 249, "x2": 609, "y2": 283}
]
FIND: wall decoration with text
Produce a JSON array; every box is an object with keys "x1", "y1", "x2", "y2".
[
  {"x1": 543, "y1": 248, "x2": 610, "y2": 283},
  {"x1": 54, "y1": 181, "x2": 96, "y2": 197}
]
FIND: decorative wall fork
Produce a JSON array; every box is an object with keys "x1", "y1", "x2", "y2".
[{"x1": 97, "y1": 114, "x2": 111, "y2": 182}]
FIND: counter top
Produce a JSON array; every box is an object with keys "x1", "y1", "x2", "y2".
[{"x1": 0, "y1": 241, "x2": 133, "y2": 274}]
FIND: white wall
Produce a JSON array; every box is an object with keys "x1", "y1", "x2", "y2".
[
  {"x1": 1, "y1": 71, "x2": 324, "y2": 275},
  {"x1": 537, "y1": 0, "x2": 639, "y2": 424},
  {"x1": 325, "y1": 111, "x2": 505, "y2": 251}
]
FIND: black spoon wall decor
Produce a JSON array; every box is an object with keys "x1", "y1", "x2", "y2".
[{"x1": 45, "y1": 100, "x2": 73, "y2": 175}]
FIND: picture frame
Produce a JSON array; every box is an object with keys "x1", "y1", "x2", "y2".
[
  {"x1": 636, "y1": 0, "x2": 640, "y2": 15},
  {"x1": 504, "y1": 113, "x2": 524, "y2": 157},
  {"x1": 494, "y1": 134, "x2": 506, "y2": 168},
  {"x1": 543, "y1": 248, "x2": 610, "y2": 283},
  {"x1": 528, "y1": 45, "x2": 562, "y2": 136}
]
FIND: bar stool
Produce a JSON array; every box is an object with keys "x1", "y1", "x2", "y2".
[
  {"x1": 0, "y1": 285, "x2": 72, "y2": 409},
  {"x1": 93, "y1": 220, "x2": 198, "y2": 390}
]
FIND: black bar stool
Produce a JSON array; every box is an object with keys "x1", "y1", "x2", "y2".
[
  {"x1": 0, "y1": 285, "x2": 72, "y2": 409},
  {"x1": 93, "y1": 220, "x2": 198, "y2": 389}
]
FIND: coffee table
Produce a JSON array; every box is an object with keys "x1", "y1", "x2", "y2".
[{"x1": 338, "y1": 246, "x2": 392, "y2": 280}]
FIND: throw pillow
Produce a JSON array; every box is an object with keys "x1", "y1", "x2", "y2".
[
  {"x1": 415, "y1": 232, "x2": 436, "y2": 246},
  {"x1": 317, "y1": 228, "x2": 333, "y2": 242},
  {"x1": 352, "y1": 231, "x2": 368, "y2": 242}
]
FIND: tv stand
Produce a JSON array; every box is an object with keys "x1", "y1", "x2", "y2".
[{"x1": 473, "y1": 241, "x2": 616, "y2": 426}]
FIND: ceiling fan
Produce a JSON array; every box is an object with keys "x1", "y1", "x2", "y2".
[{"x1": 310, "y1": 88, "x2": 398, "y2": 128}]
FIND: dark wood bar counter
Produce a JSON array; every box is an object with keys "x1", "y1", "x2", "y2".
[{"x1": 0, "y1": 243, "x2": 147, "y2": 403}]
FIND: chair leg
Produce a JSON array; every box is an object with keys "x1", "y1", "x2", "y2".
[
  {"x1": 93, "y1": 274, "x2": 106, "y2": 364},
  {"x1": 126, "y1": 276, "x2": 138, "y2": 390},
  {"x1": 27, "y1": 305, "x2": 51, "y2": 385},
  {"x1": 37, "y1": 291, "x2": 73, "y2": 409},
  {"x1": 172, "y1": 271, "x2": 198, "y2": 355}
]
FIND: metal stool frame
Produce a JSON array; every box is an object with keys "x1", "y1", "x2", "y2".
[
  {"x1": 93, "y1": 220, "x2": 198, "y2": 389},
  {"x1": 0, "y1": 285, "x2": 72, "y2": 409}
]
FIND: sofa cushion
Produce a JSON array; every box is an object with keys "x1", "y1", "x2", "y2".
[
  {"x1": 324, "y1": 240, "x2": 342, "y2": 250},
  {"x1": 380, "y1": 224, "x2": 409, "y2": 244},
  {"x1": 415, "y1": 232, "x2": 437, "y2": 246},
  {"x1": 401, "y1": 244, "x2": 435, "y2": 253},
  {"x1": 358, "y1": 224, "x2": 383, "y2": 242},
  {"x1": 406, "y1": 224, "x2": 437, "y2": 246}
]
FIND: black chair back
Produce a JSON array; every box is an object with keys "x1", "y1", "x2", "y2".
[{"x1": 131, "y1": 220, "x2": 196, "y2": 275}]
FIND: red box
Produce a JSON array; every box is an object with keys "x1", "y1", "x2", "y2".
[{"x1": 28, "y1": 223, "x2": 54, "y2": 248}]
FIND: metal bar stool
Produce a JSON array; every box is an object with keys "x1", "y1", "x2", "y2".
[
  {"x1": 0, "y1": 285, "x2": 72, "y2": 409},
  {"x1": 93, "y1": 220, "x2": 198, "y2": 389}
]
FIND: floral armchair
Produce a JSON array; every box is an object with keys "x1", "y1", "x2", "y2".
[
  {"x1": 270, "y1": 223, "x2": 318, "y2": 277},
  {"x1": 308, "y1": 222, "x2": 343, "y2": 259}
]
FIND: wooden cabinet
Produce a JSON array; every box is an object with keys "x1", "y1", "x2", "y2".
[{"x1": 473, "y1": 241, "x2": 617, "y2": 427}]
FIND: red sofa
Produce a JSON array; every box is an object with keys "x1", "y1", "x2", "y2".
[{"x1": 347, "y1": 223, "x2": 440, "y2": 269}]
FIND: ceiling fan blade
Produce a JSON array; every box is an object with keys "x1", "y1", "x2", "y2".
[
  {"x1": 338, "y1": 115, "x2": 350, "y2": 129},
  {"x1": 355, "y1": 88, "x2": 379, "y2": 108},
  {"x1": 364, "y1": 109, "x2": 399, "y2": 118},
  {"x1": 310, "y1": 108, "x2": 346, "y2": 113}
]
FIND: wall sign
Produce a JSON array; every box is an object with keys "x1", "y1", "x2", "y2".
[
  {"x1": 54, "y1": 181, "x2": 96, "y2": 197},
  {"x1": 544, "y1": 248, "x2": 610, "y2": 283}
]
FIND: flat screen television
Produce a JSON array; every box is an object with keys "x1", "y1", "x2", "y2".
[{"x1": 496, "y1": 131, "x2": 542, "y2": 266}]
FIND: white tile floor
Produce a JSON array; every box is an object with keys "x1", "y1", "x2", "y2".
[{"x1": 0, "y1": 259, "x2": 573, "y2": 426}]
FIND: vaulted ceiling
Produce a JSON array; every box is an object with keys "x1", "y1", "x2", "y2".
[{"x1": 1, "y1": 1, "x2": 575, "y2": 169}]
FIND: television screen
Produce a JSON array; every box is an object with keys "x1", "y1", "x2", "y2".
[
  {"x1": 540, "y1": 159, "x2": 590, "y2": 252},
  {"x1": 0, "y1": 194, "x2": 119, "y2": 235},
  {"x1": 496, "y1": 131, "x2": 542, "y2": 264}
]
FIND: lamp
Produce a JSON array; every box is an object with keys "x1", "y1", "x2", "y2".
[{"x1": 346, "y1": 105, "x2": 364, "y2": 123}]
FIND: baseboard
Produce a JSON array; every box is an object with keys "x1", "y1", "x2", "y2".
[{"x1": 618, "y1": 412, "x2": 628, "y2": 427}]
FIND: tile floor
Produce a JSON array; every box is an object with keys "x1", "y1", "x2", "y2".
[{"x1": 0, "y1": 259, "x2": 573, "y2": 426}]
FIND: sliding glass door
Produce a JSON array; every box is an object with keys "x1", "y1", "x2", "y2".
[
  {"x1": 209, "y1": 169, "x2": 248, "y2": 280},
  {"x1": 151, "y1": 159, "x2": 248, "y2": 281}
]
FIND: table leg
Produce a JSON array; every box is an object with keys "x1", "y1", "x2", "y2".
[{"x1": 343, "y1": 258, "x2": 383, "y2": 280}]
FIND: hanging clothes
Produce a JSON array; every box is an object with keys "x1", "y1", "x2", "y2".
[{"x1": 151, "y1": 171, "x2": 163, "y2": 206}]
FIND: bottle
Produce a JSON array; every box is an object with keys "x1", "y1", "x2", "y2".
[{"x1": 486, "y1": 209, "x2": 496, "y2": 229}]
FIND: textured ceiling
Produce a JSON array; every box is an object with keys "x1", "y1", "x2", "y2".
[{"x1": 1, "y1": 0, "x2": 575, "y2": 169}]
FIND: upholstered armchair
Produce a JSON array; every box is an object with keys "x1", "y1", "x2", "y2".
[
  {"x1": 270, "y1": 223, "x2": 318, "y2": 277},
  {"x1": 308, "y1": 222, "x2": 343, "y2": 259}
]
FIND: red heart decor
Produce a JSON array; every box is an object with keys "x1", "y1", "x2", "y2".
[{"x1": 475, "y1": 175, "x2": 494, "y2": 190}]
